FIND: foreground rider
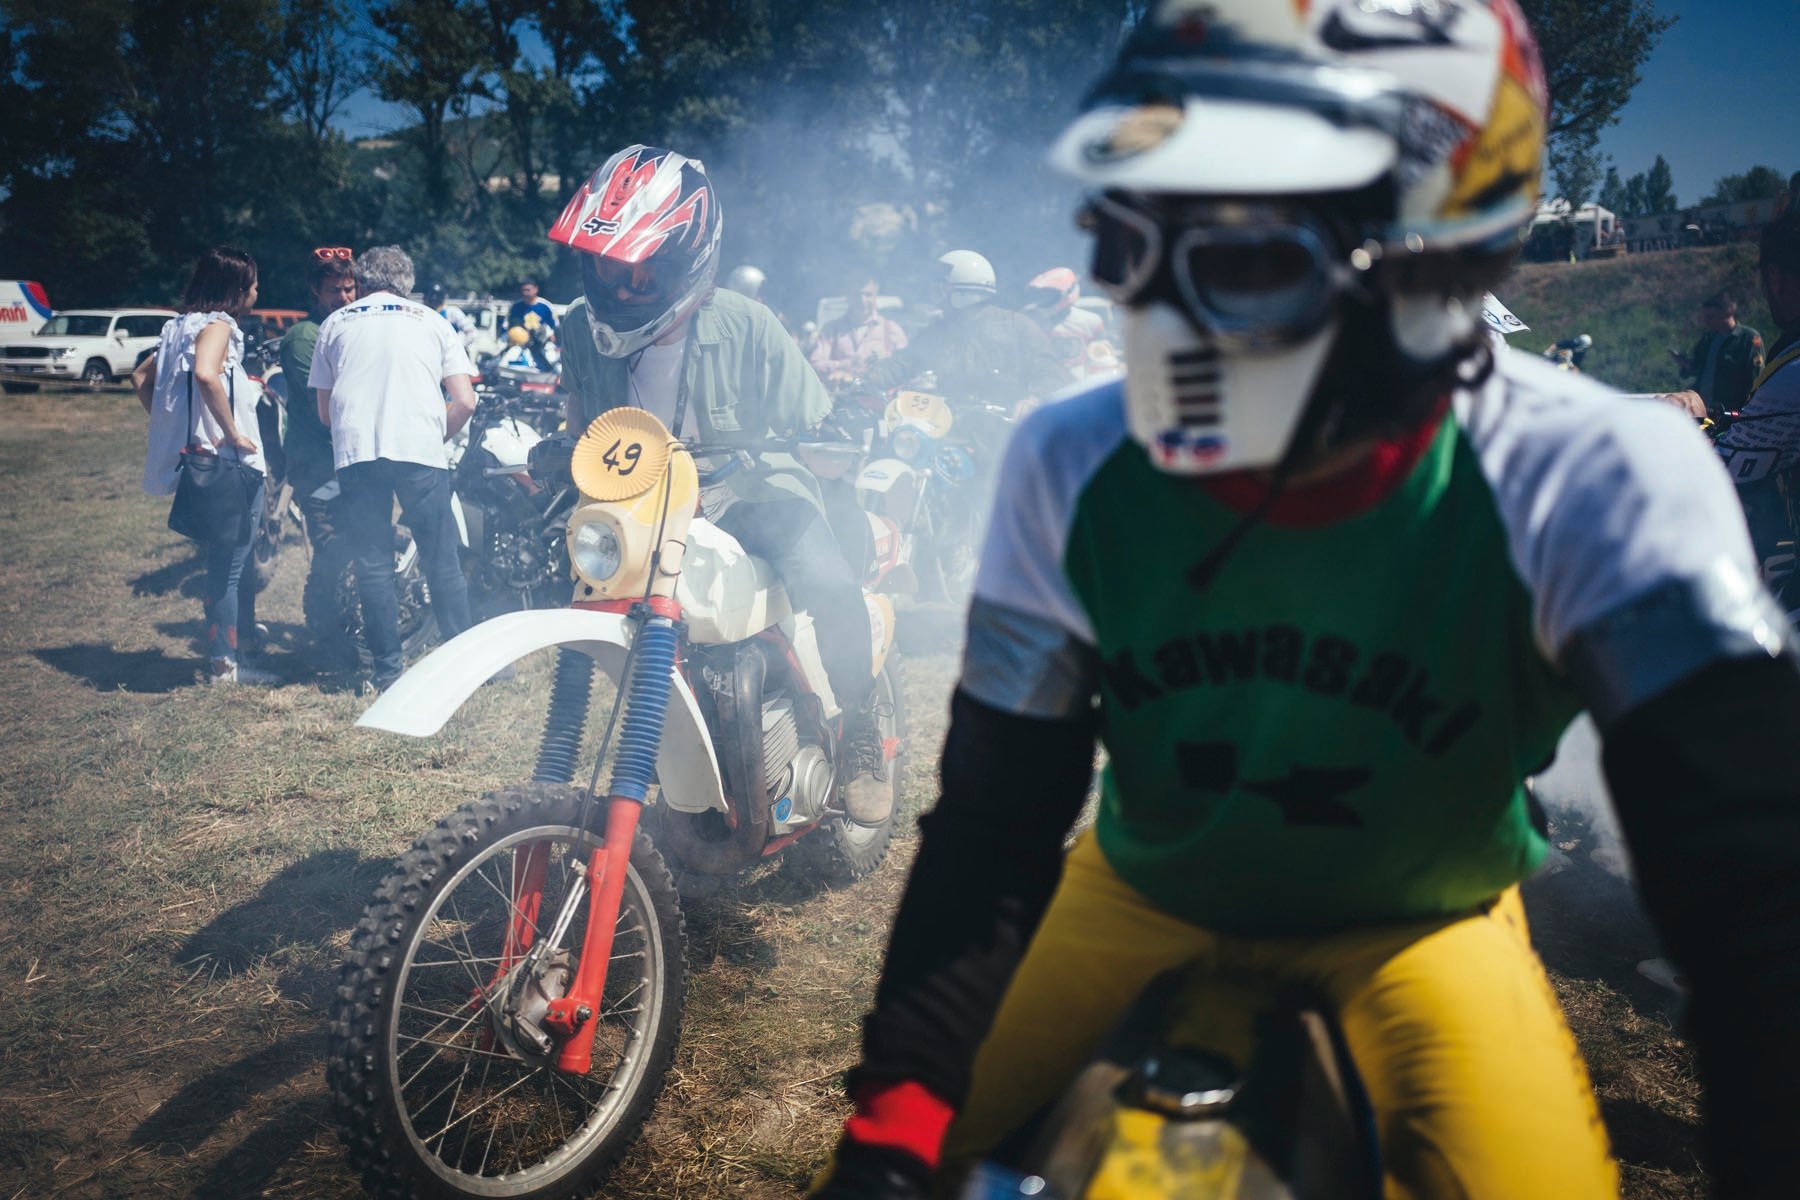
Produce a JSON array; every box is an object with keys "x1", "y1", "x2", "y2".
[
  {"x1": 550, "y1": 145, "x2": 891, "y2": 821},
  {"x1": 816, "y1": 4, "x2": 1800, "y2": 1198},
  {"x1": 863, "y1": 250, "x2": 1069, "y2": 411}
]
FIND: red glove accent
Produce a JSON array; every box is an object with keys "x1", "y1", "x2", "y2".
[{"x1": 842, "y1": 1079, "x2": 956, "y2": 1170}]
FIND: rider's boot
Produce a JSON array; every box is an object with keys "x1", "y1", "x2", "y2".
[{"x1": 841, "y1": 708, "x2": 894, "y2": 826}]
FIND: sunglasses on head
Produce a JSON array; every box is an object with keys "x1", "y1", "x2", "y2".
[{"x1": 312, "y1": 246, "x2": 353, "y2": 262}]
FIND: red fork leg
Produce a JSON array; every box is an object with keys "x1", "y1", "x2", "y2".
[{"x1": 544, "y1": 797, "x2": 643, "y2": 1075}]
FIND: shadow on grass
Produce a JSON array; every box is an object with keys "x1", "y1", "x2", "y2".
[
  {"x1": 1602, "y1": 1096, "x2": 1706, "y2": 1177},
  {"x1": 34, "y1": 642, "x2": 197, "y2": 693},
  {"x1": 130, "y1": 849, "x2": 388, "y2": 1186},
  {"x1": 130, "y1": 551, "x2": 207, "y2": 599}
]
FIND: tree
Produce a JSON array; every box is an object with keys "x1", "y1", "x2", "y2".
[
  {"x1": 277, "y1": 0, "x2": 367, "y2": 139},
  {"x1": 1519, "y1": 0, "x2": 1675, "y2": 157},
  {"x1": 0, "y1": 0, "x2": 298, "y2": 302},
  {"x1": 1643, "y1": 154, "x2": 1677, "y2": 213},
  {"x1": 1550, "y1": 136, "x2": 1603, "y2": 209},
  {"x1": 1597, "y1": 165, "x2": 1627, "y2": 214},
  {"x1": 369, "y1": 0, "x2": 490, "y2": 217},
  {"x1": 1703, "y1": 165, "x2": 1789, "y2": 206}
]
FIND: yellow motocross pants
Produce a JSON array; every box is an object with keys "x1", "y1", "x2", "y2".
[{"x1": 944, "y1": 834, "x2": 1619, "y2": 1199}]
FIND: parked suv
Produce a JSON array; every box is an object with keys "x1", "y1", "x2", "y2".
[{"x1": 0, "y1": 308, "x2": 177, "y2": 387}]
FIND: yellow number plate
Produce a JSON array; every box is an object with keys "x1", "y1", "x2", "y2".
[{"x1": 572, "y1": 408, "x2": 675, "y2": 501}]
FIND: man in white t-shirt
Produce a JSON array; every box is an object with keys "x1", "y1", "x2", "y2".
[{"x1": 309, "y1": 245, "x2": 479, "y2": 691}]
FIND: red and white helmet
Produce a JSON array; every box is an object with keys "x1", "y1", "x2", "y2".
[
  {"x1": 1026, "y1": 267, "x2": 1081, "y2": 316},
  {"x1": 549, "y1": 145, "x2": 723, "y2": 357}
]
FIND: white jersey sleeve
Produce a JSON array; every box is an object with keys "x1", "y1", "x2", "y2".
[
  {"x1": 960, "y1": 382, "x2": 1126, "y2": 718},
  {"x1": 1456, "y1": 349, "x2": 1791, "y2": 723}
]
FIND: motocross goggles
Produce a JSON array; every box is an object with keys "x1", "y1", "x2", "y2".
[
  {"x1": 1079, "y1": 192, "x2": 1363, "y2": 351},
  {"x1": 579, "y1": 252, "x2": 690, "y2": 333}
]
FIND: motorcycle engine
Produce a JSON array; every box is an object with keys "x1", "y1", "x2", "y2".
[{"x1": 762, "y1": 697, "x2": 835, "y2": 831}]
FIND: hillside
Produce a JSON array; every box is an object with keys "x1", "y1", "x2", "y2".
[{"x1": 1499, "y1": 243, "x2": 1776, "y2": 394}]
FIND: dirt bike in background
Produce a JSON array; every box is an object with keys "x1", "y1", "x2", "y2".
[
  {"x1": 304, "y1": 389, "x2": 580, "y2": 670},
  {"x1": 245, "y1": 338, "x2": 300, "y2": 592},
  {"x1": 328, "y1": 408, "x2": 904, "y2": 1199},
  {"x1": 858, "y1": 380, "x2": 1016, "y2": 601}
]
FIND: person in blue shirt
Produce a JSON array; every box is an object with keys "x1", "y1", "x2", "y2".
[{"x1": 506, "y1": 279, "x2": 556, "y2": 335}]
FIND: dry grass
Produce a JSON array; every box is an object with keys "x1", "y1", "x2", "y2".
[
  {"x1": 0, "y1": 384, "x2": 1705, "y2": 1198},
  {"x1": 1502, "y1": 243, "x2": 1773, "y2": 394}
]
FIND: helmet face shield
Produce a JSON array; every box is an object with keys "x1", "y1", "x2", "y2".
[{"x1": 580, "y1": 252, "x2": 688, "y2": 335}]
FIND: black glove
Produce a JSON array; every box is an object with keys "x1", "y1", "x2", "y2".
[{"x1": 811, "y1": 1139, "x2": 932, "y2": 1200}]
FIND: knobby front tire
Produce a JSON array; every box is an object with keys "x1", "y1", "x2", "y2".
[{"x1": 329, "y1": 783, "x2": 687, "y2": 1200}]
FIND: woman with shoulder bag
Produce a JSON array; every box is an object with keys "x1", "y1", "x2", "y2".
[{"x1": 136, "y1": 246, "x2": 277, "y2": 686}]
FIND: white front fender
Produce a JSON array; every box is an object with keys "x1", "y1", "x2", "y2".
[{"x1": 358, "y1": 608, "x2": 726, "y2": 813}]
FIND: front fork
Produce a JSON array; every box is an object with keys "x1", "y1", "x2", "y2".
[{"x1": 524, "y1": 601, "x2": 681, "y2": 1075}]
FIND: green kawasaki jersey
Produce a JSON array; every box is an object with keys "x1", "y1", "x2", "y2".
[{"x1": 959, "y1": 351, "x2": 1779, "y2": 937}]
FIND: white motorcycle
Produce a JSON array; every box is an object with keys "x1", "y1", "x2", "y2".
[{"x1": 328, "y1": 407, "x2": 903, "y2": 1200}]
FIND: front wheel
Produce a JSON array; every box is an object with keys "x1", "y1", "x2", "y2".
[
  {"x1": 330, "y1": 783, "x2": 687, "y2": 1200},
  {"x1": 81, "y1": 358, "x2": 111, "y2": 387}
]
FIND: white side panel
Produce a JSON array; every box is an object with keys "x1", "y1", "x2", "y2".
[
  {"x1": 677, "y1": 518, "x2": 793, "y2": 643},
  {"x1": 358, "y1": 608, "x2": 725, "y2": 813}
]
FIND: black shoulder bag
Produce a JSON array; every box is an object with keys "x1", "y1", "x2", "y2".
[{"x1": 168, "y1": 364, "x2": 261, "y2": 543}]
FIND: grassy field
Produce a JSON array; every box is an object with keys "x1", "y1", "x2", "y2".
[
  {"x1": 1501, "y1": 242, "x2": 1776, "y2": 394},
  {"x1": 0, "y1": 387, "x2": 1708, "y2": 1198}
]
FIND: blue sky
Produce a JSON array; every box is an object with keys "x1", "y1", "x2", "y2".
[
  {"x1": 339, "y1": 2, "x2": 1797, "y2": 207},
  {"x1": 1596, "y1": 0, "x2": 1799, "y2": 203}
]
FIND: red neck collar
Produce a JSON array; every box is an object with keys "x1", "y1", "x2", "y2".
[{"x1": 1199, "y1": 402, "x2": 1448, "y2": 528}]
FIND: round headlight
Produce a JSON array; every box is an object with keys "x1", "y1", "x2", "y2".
[
  {"x1": 570, "y1": 519, "x2": 622, "y2": 582},
  {"x1": 889, "y1": 426, "x2": 927, "y2": 464}
]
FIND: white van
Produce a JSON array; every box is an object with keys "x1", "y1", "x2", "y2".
[{"x1": 0, "y1": 281, "x2": 53, "y2": 343}]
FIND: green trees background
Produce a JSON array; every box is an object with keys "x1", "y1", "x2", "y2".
[{"x1": 0, "y1": 0, "x2": 1700, "y2": 313}]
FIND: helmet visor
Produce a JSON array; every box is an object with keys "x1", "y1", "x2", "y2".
[{"x1": 580, "y1": 253, "x2": 687, "y2": 334}]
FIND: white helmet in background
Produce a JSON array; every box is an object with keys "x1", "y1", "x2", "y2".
[
  {"x1": 935, "y1": 250, "x2": 996, "y2": 310},
  {"x1": 1051, "y1": 0, "x2": 1548, "y2": 476},
  {"x1": 724, "y1": 264, "x2": 766, "y2": 301}
]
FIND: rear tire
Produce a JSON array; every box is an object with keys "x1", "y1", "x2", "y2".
[
  {"x1": 788, "y1": 661, "x2": 905, "y2": 884},
  {"x1": 329, "y1": 783, "x2": 686, "y2": 1200}
]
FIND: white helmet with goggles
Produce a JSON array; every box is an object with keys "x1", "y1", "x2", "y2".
[
  {"x1": 549, "y1": 145, "x2": 723, "y2": 358},
  {"x1": 1050, "y1": 0, "x2": 1548, "y2": 476}
]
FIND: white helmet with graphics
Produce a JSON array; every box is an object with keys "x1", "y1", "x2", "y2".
[
  {"x1": 935, "y1": 250, "x2": 996, "y2": 310},
  {"x1": 1051, "y1": 0, "x2": 1549, "y2": 476}
]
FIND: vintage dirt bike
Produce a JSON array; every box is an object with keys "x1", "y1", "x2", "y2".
[
  {"x1": 855, "y1": 383, "x2": 1014, "y2": 601},
  {"x1": 328, "y1": 407, "x2": 904, "y2": 1199},
  {"x1": 304, "y1": 391, "x2": 577, "y2": 668},
  {"x1": 963, "y1": 968, "x2": 1380, "y2": 1200}
]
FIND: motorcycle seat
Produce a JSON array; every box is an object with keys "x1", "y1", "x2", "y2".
[{"x1": 678, "y1": 519, "x2": 793, "y2": 644}]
